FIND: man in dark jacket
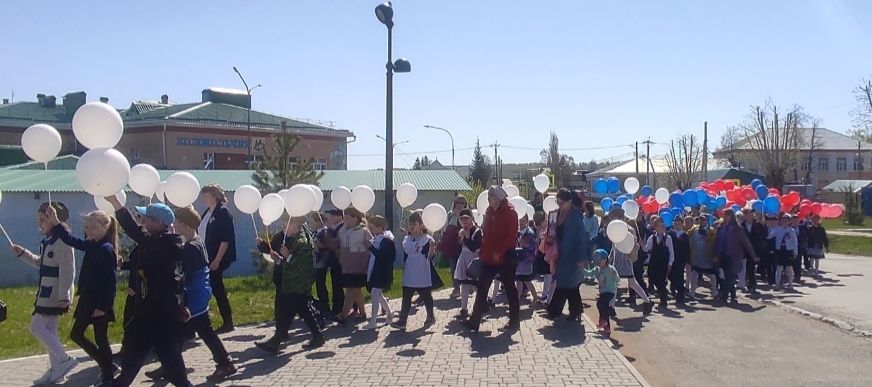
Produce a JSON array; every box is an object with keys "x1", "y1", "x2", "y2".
[
  {"x1": 317, "y1": 209, "x2": 346, "y2": 317},
  {"x1": 107, "y1": 197, "x2": 191, "y2": 387},
  {"x1": 741, "y1": 209, "x2": 767, "y2": 293},
  {"x1": 714, "y1": 209, "x2": 757, "y2": 304}
]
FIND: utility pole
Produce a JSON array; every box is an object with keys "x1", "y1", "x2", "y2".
[
  {"x1": 490, "y1": 141, "x2": 501, "y2": 185},
  {"x1": 635, "y1": 141, "x2": 639, "y2": 175},
  {"x1": 642, "y1": 138, "x2": 654, "y2": 187},
  {"x1": 859, "y1": 139, "x2": 863, "y2": 181},
  {"x1": 703, "y1": 121, "x2": 709, "y2": 181}
]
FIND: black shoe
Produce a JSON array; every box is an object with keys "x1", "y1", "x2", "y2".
[
  {"x1": 455, "y1": 309, "x2": 469, "y2": 320},
  {"x1": 643, "y1": 301, "x2": 654, "y2": 316},
  {"x1": 424, "y1": 316, "x2": 437, "y2": 326},
  {"x1": 460, "y1": 319, "x2": 480, "y2": 333},
  {"x1": 499, "y1": 321, "x2": 520, "y2": 332},
  {"x1": 303, "y1": 336, "x2": 325, "y2": 350},
  {"x1": 215, "y1": 324, "x2": 235, "y2": 334},
  {"x1": 206, "y1": 364, "x2": 238, "y2": 382},
  {"x1": 609, "y1": 307, "x2": 617, "y2": 318},
  {"x1": 145, "y1": 367, "x2": 165, "y2": 380},
  {"x1": 565, "y1": 315, "x2": 582, "y2": 323},
  {"x1": 255, "y1": 336, "x2": 283, "y2": 354},
  {"x1": 390, "y1": 321, "x2": 407, "y2": 331}
]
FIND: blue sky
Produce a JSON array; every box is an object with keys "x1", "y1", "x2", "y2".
[{"x1": 2, "y1": 0, "x2": 871, "y2": 170}]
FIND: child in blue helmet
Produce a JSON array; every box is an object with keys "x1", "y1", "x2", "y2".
[{"x1": 585, "y1": 249, "x2": 621, "y2": 337}]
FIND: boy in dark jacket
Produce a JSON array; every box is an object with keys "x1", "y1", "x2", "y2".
[{"x1": 106, "y1": 197, "x2": 191, "y2": 387}]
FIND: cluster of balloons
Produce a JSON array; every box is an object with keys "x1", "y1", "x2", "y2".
[
  {"x1": 330, "y1": 185, "x2": 375, "y2": 213},
  {"x1": 233, "y1": 184, "x2": 323, "y2": 226},
  {"x1": 593, "y1": 177, "x2": 622, "y2": 195}
]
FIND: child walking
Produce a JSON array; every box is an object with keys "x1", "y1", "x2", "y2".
[
  {"x1": 805, "y1": 214, "x2": 829, "y2": 275},
  {"x1": 453, "y1": 209, "x2": 482, "y2": 320},
  {"x1": 10, "y1": 202, "x2": 78, "y2": 385},
  {"x1": 642, "y1": 216, "x2": 675, "y2": 308},
  {"x1": 515, "y1": 215, "x2": 540, "y2": 308},
  {"x1": 391, "y1": 212, "x2": 438, "y2": 330},
  {"x1": 770, "y1": 214, "x2": 799, "y2": 290},
  {"x1": 46, "y1": 207, "x2": 118, "y2": 386},
  {"x1": 363, "y1": 216, "x2": 396, "y2": 330},
  {"x1": 585, "y1": 249, "x2": 621, "y2": 338},
  {"x1": 172, "y1": 207, "x2": 237, "y2": 381}
]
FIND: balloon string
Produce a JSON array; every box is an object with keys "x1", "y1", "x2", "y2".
[
  {"x1": 250, "y1": 214, "x2": 258, "y2": 239},
  {"x1": 45, "y1": 163, "x2": 52, "y2": 204},
  {"x1": 0, "y1": 223, "x2": 13, "y2": 246}
]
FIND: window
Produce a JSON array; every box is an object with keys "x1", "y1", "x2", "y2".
[
  {"x1": 312, "y1": 158, "x2": 327, "y2": 171},
  {"x1": 288, "y1": 156, "x2": 299, "y2": 169},
  {"x1": 836, "y1": 157, "x2": 848, "y2": 171},
  {"x1": 800, "y1": 159, "x2": 809, "y2": 171},
  {"x1": 854, "y1": 156, "x2": 865, "y2": 171},
  {"x1": 818, "y1": 157, "x2": 829, "y2": 171},
  {"x1": 203, "y1": 153, "x2": 215, "y2": 170}
]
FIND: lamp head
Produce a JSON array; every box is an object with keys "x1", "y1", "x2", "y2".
[
  {"x1": 375, "y1": 2, "x2": 394, "y2": 28},
  {"x1": 393, "y1": 58, "x2": 411, "y2": 73}
]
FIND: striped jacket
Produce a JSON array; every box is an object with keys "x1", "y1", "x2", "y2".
[{"x1": 17, "y1": 236, "x2": 76, "y2": 315}]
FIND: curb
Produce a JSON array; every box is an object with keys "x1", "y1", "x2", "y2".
[
  {"x1": 753, "y1": 297, "x2": 872, "y2": 338},
  {"x1": 580, "y1": 313, "x2": 652, "y2": 387}
]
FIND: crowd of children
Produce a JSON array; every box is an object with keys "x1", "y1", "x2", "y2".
[{"x1": 7, "y1": 184, "x2": 832, "y2": 386}]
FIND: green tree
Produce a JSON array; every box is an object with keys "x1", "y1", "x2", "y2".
[
  {"x1": 540, "y1": 132, "x2": 575, "y2": 188},
  {"x1": 251, "y1": 121, "x2": 323, "y2": 193},
  {"x1": 413, "y1": 155, "x2": 431, "y2": 170},
  {"x1": 468, "y1": 138, "x2": 493, "y2": 187}
]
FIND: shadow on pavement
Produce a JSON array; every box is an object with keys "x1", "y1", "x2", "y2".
[
  {"x1": 537, "y1": 322, "x2": 586, "y2": 348},
  {"x1": 468, "y1": 331, "x2": 519, "y2": 358}
]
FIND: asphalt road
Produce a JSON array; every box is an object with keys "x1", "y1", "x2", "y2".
[{"x1": 582, "y1": 258, "x2": 872, "y2": 387}]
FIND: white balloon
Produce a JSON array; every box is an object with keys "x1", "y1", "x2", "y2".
[
  {"x1": 654, "y1": 188, "x2": 670, "y2": 205},
  {"x1": 606, "y1": 220, "x2": 630, "y2": 243},
  {"x1": 155, "y1": 181, "x2": 167, "y2": 203},
  {"x1": 22, "y1": 124, "x2": 62, "y2": 163},
  {"x1": 504, "y1": 185, "x2": 520, "y2": 199},
  {"x1": 471, "y1": 209, "x2": 484, "y2": 225},
  {"x1": 128, "y1": 164, "x2": 161, "y2": 197},
  {"x1": 72, "y1": 102, "x2": 124, "y2": 149},
  {"x1": 259, "y1": 193, "x2": 285, "y2": 224},
  {"x1": 94, "y1": 190, "x2": 126, "y2": 214},
  {"x1": 165, "y1": 172, "x2": 200, "y2": 208},
  {"x1": 422, "y1": 203, "x2": 448, "y2": 231},
  {"x1": 396, "y1": 183, "x2": 418, "y2": 208},
  {"x1": 624, "y1": 177, "x2": 640, "y2": 194},
  {"x1": 615, "y1": 231, "x2": 636, "y2": 254},
  {"x1": 533, "y1": 174, "x2": 550, "y2": 194},
  {"x1": 476, "y1": 191, "x2": 489, "y2": 214},
  {"x1": 76, "y1": 148, "x2": 131, "y2": 197},
  {"x1": 233, "y1": 185, "x2": 262, "y2": 215},
  {"x1": 526, "y1": 204, "x2": 535, "y2": 220},
  {"x1": 510, "y1": 196, "x2": 527, "y2": 220},
  {"x1": 286, "y1": 184, "x2": 317, "y2": 217},
  {"x1": 621, "y1": 200, "x2": 640, "y2": 220},
  {"x1": 308, "y1": 185, "x2": 324, "y2": 212},
  {"x1": 331, "y1": 186, "x2": 352, "y2": 210},
  {"x1": 543, "y1": 195, "x2": 558, "y2": 213},
  {"x1": 351, "y1": 185, "x2": 376, "y2": 212}
]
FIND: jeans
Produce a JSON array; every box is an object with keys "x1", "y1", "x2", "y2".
[
  {"x1": 185, "y1": 313, "x2": 231, "y2": 367},
  {"x1": 596, "y1": 292, "x2": 615, "y2": 323},
  {"x1": 396, "y1": 287, "x2": 434, "y2": 324},
  {"x1": 70, "y1": 315, "x2": 113, "y2": 380},
  {"x1": 314, "y1": 263, "x2": 345, "y2": 315},
  {"x1": 210, "y1": 269, "x2": 233, "y2": 327},
  {"x1": 115, "y1": 318, "x2": 190, "y2": 387},
  {"x1": 468, "y1": 263, "x2": 519, "y2": 328},
  {"x1": 548, "y1": 286, "x2": 583, "y2": 318}
]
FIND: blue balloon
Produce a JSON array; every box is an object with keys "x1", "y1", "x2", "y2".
[
  {"x1": 715, "y1": 196, "x2": 727, "y2": 209},
  {"x1": 659, "y1": 208, "x2": 671, "y2": 217},
  {"x1": 755, "y1": 185, "x2": 768, "y2": 201},
  {"x1": 751, "y1": 200, "x2": 764, "y2": 213},
  {"x1": 662, "y1": 212, "x2": 675, "y2": 227},
  {"x1": 731, "y1": 204, "x2": 742, "y2": 213},
  {"x1": 607, "y1": 177, "x2": 621, "y2": 194},
  {"x1": 616, "y1": 196, "x2": 628, "y2": 205},
  {"x1": 669, "y1": 192, "x2": 684, "y2": 208},
  {"x1": 683, "y1": 190, "x2": 699, "y2": 206},
  {"x1": 764, "y1": 195, "x2": 780, "y2": 214},
  {"x1": 706, "y1": 201, "x2": 718, "y2": 212},
  {"x1": 707, "y1": 214, "x2": 716, "y2": 227},
  {"x1": 698, "y1": 190, "x2": 711, "y2": 205},
  {"x1": 670, "y1": 207, "x2": 683, "y2": 218},
  {"x1": 594, "y1": 179, "x2": 608, "y2": 195},
  {"x1": 600, "y1": 197, "x2": 614, "y2": 212},
  {"x1": 640, "y1": 185, "x2": 653, "y2": 197},
  {"x1": 751, "y1": 179, "x2": 763, "y2": 189},
  {"x1": 611, "y1": 203, "x2": 621, "y2": 211}
]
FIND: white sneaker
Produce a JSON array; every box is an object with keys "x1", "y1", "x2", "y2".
[
  {"x1": 49, "y1": 356, "x2": 78, "y2": 383},
  {"x1": 33, "y1": 369, "x2": 54, "y2": 385}
]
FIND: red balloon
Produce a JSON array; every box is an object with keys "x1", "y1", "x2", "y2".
[
  {"x1": 831, "y1": 204, "x2": 844, "y2": 218},
  {"x1": 726, "y1": 189, "x2": 739, "y2": 202},
  {"x1": 741, "y1": 187, "x2": 755, "y2": 200},
  {"x1": 781, "y1": 202, "x2": 794, "y2": 214},
  {"x1": 811, "y1": 203, "x2": 823, "y2": 215},
  {"x1": 713, "y1": 180, "x2": 725, "y2": 192},
  {"x1": 800, "y1": 199, "x2": 812, "y2": 206},
  {"x1": 725, "y1": 181, "x2": 736, "y2": 190},
  {"x1": 784, "y1": 191, "x2": 800, "y2": 206},
  {"x1": 768, "y1": 188, "x2": 780, "y2": 196},
  {"x1": 735, "y1": 196, "x2": 747, "y2": 207},
  {"x1": 799, "y1": 204, "x2": 811, "y2": 218},
  {"x1": 820, "y1": 204, "x2": 832, "y2": 218}
]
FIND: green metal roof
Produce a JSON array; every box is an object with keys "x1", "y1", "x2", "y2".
[
  {"x1": 0, "y1": 169, "x2": 470, "y2": 193},
  {"x1": 0, "y1": 102, "x2": 69, "y2": 127},
  {"x1": 0, "y1": 154, "x2": 79, "y2": 170}
]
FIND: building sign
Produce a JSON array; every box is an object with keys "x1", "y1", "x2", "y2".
[{"x1": 177, "y1": 137, "x2": 249, "y2": 149}]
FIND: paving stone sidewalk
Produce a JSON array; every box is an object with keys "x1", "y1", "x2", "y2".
[{"x1": 0, "y1": 291, "x2": 647, "y2": 387}]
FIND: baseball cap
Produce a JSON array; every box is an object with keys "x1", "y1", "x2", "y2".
[
  {"x1": 135, "y1": 203, "x2": 175, "y2": 227},
  {"x1": 593, "y1": 249, "x2": 609, "y2": 262}
]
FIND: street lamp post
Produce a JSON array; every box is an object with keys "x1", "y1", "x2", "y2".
[
  {"x1": 376, "y1": 2, "x2": 411, "y2": 230},
  {"x1": 232, "y1": 66, "x2": 261, "y2": 169},
  {"x1": 423, "y1": 124, "x2": 455, "y2": 171}
]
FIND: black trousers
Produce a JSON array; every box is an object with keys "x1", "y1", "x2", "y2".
[
  {"x1": 669, "y1": 260, "x2": 686, "y2": 303},
  {"x1": 745, "y1": 258, "x2": 758, "y2": 291},
  {"x1": 548, "y1": 286, "x2": 583, "y2": 318},
  {"x1": 596, "y1": 292, "x2": 615, "y2": 322},
  {"x1": 71, "y1": 315, "x2": 113, "y2": 381},
  {"x1": 468, "y1": 263, "x2": 519, "y2": 328},
  {"x1": 720, "y1": 255, "x2": 737, "y2": 301},
  {"x1": 794, "y1": 250, "x2": 805, "y2": 281},
  {"x1": 114, "y1": 318, "x2": 190, "y2": 387},
  {"x1": 314, "y1": 263, "x2": 345, "y2": 315},
  {"x1": 185, "y1": 313, "x2": 231, "y2": 367},
  {"x1": 210, "y1": 269, "x2": 233, "y2": 327},
  {"x1": 396, "y1": 286, "x2": 434, "y2": 324},
  {"x1": 649, "y1": 259, "x2": 669, "y2": 305},
  {"x1": 275, "y1": 292, "x2": 322, "y2": 341},
  {"x1": 760, "y1": 252, "x2": 776, "y2": 285}
]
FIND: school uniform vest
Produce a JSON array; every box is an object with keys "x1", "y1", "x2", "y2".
[{"x1": 650, "y1": 235, "x2": 670, "y2": 267}]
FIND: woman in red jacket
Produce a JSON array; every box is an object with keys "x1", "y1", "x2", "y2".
[{"x1": 461, "y1": 186, "x2": 521, "y2": 333}]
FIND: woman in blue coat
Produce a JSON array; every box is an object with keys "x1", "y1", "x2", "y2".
[{"x1": 546, "y1": 189, "x2": 590, "y2": 322}]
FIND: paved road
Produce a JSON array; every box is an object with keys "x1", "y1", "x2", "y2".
[
  {"x1": 583, "y1": 257, "x2": 872, "y2": 387},
  {"x1": 0, "y1": 290, "x2": 646, "y2": 387}
]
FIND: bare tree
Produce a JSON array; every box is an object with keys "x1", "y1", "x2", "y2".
[
  {"x1": 665, "y1": 134, "x2": 704, "y2": 190},
  {"x1": 720, "y1": 126, "x2": 743, "y2": 168},
  {"x1": 540, "y1": 132, "x2": 575, "y2": 188},
  {"x1": 801, "y1": 118, "x2": 823, "y2": 184},
  {"x1": 736, "y1": 99, "x2": 811, "y2": 191},
  {"x1": 850, "y1": 77, "x2": 872, "y2": 142}
]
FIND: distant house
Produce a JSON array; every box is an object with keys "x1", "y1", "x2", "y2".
[
  {"x1": 587, "y1": 156, "x2": 732, "y2": 188},
  {"x1": 712, "y1": 128, "x2": 872, "y2": 189},
  {"x1": 0, "y1": 167, "x2": 469, "y2": 286}
]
